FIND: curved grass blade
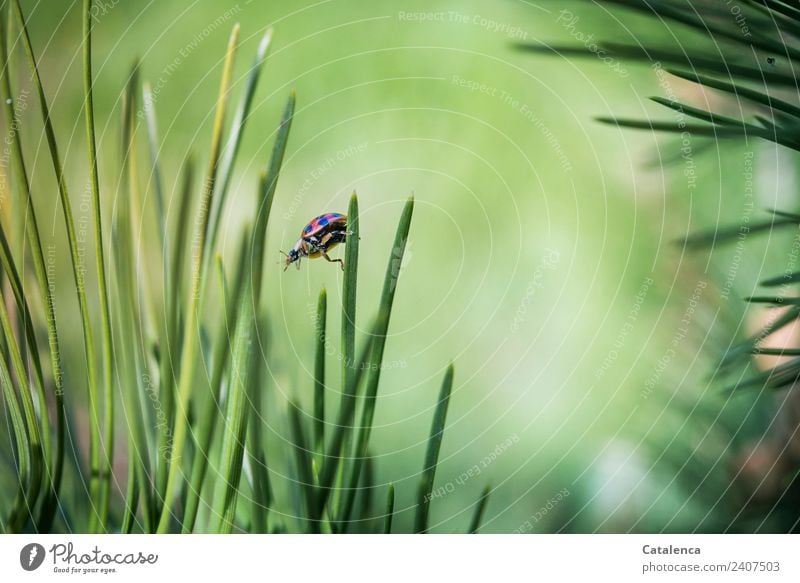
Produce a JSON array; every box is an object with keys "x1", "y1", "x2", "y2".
[
  {"x1": 113, "y1": 75, "x2": 158, "y2": 531},
  {"x1": 514, "y1": 43, "x2": 800, "y2": 86},
  {"x1": 249, "y1": 92, "x2": 295, "y2": 301},
  {"x1": 679, "y1": 217, "x2": 795, "y2": 249},
  {"x1": 0, "y1": 340, "x2": 31, "y2": 531},
  {"x1": 722, "y1": 305, "x2": 800, "y2": 367},
  {"x1": 468, "y1": 485, "x2": 491, "y2": 533},
  {"x1": 414, "y1": 364, "x2": 454, "y2": 534},
  {"x1": 154, "y1": 154, "x2": 194, "y2": 511},
  {"x1": 0, "y1": 287, "x2": 42, "y2": 530},
  {"x1": 157, "y1": 24, "x2": 240, "y2": 533},
  {"x1": 207, "y1": 283, "x2": 255, "y2": 533},
  {"x1": 726, "y1": 356, "x2": 800, "y2": 392},
  {"x1": 182, "y1": 235, "x2": 250, "y2": 533},
  {"x1": 746, "y1": 296, "x2": 800, "y2": 305},
  {"x1": 120, "y1": 456, "x2": 138, "y2": 534},
  {"x1": 358, "y1": 453, "x2": 375, "y2": 526},
  {"x1": 751, "y1": 347, "x2": 800, "y2": 356},
  {"x1": 383, "y1": 483, "x2": 394, "y2": 534},
  {"x1": 142, "y1": 82, "x2": 166, "y2": 249},
  {"x1": 599, "y1": 0, "x2": 800, "y2": 59},
  {"x1": 0, "y1": 218, "x2": 49, "y2": 530},
  {"x1": 0, "y1": 7, "x2": 65, "y2": 531},
  {"x1": 83, "y1": 1, "x2": 116, "y2": 530},
  {"x1": 667, "y1": 69, "x2": 800, "y2": 119},
  {"x1": 205, "y1": 28, "x2": 273, "y2": 271},
  {"x1": 595, "y1": 117, "x2": 761, "y2": 138},
  {"x1": 205, "y1": 89, "x2": 295, "y2": 532},
  {"x1": 11, "y1": 0, "x2": 108, "y2": 531},
  {"x1": 649, "y1": 97, "x2": 754, "y2": 128}
]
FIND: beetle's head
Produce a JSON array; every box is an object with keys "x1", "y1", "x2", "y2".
[{"x1": 281, "y1": 248, "x2": 301, "y2": 271}]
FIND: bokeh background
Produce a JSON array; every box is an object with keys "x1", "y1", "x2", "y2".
[{"x1": 3, "y1": 0, "x2": 798, "y2": 532}]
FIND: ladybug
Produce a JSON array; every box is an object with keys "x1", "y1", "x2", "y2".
[{"x1": 282, "y1": 212, "x2": 349, "y2": 271}]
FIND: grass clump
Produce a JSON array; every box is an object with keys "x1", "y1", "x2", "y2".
[{"x1": 0, "y1": 1, "x2": 490, "y2": 534}]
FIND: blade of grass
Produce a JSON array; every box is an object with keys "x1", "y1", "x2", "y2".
[
  {"x1": 11, "y1": 0, "x2": 109, "y2": 531},
  {"x1": 315, "y1": 329, "x2": 375, "y2": 520},
  {"x1": 0, "y1": 281, "x2": 43, "y2": 488},
  {"x1": 383, "y1": 483, "x2": 394, "y2": 534},
  {"x1": 358, "y1": 453, "x2": 375, "y2": 526},
  {"x1": 123, "y1": 65, "x2": 160, "y2": 382},
  {"x1": 649, "y1": 96, "x2": 755, "y2": 128},
  {"x1": 0, "y1": 337, "x2": 31, "y2": 531},
  {"x1": 514, "y1": 43, "x2": 800, "y2": 86},
  {"x1": 330, "y1": 193, "x2": 359, "y2": 527},
  {"x1": 602, "y1": 0, "x2": 800, "y2": 60},
  {"x1": 205, "y1": 28, "x2": 273, "y2": 272},
  {"x1": 142, "y1": 82, "x2": 166, "y2": 249},
  {"x1": 596, "y1": 116, "x2": 761, "y2": 138},
  {"x1": 114, "y1": 74, "x2": 156, "y2": 532},
  {"x1": 667, "y1": 69, "x2": 800, "y2": 119},
  {"x1": 182, "y1": 232, "x2": 251, "y2": 533},
  {"x1": 680, "y1": 217, "x2": 795, "y2": 249},
  {"x1": 342, "y1": 193, "x2": 359, "y2": 391},
  {"x1": 120, "y1": 455, "x2": 138, "y2": 534},
  {"x1": 142, "y1": 91, "x2": 175, "y2": 514},
  {"x1": 83, "y1": 1, "x2": 115, "y2": 531},
  {"x1": 414, "y1": 364, "x2": 455, "y2": 534},
  {"x1": 288, "y1": 400, "x2": 318, "y2": 532},
  {"x1": 154, "y1": 154, "x2": 194, "y2": 512},
  {"x1": 745, "y1": 296, "x2": 800, "y2": 305},
  {"x1": 0, "y1": 213, "x2": 49, "y2": 530},
  {"x1": 468, "y1": 485, "x2": 491, "y2": 533},
  {"x1": 247, "y1": 313, "x2": 271, "y2": 533},
  {"x1": 722, "y1": 305, "x2": 800, "y2": 367},
  {"x1": 205, "y1": 88, "x2": 295, "y2": 532},
  {"x1": 249, "y1": 92, "x2": 295, "y2": 304},
  {"x1": 339, "y1": 195, "x2": 414, "y2": 529},
  {"x1": 0, "y1": 244, "x2": 45, "y2": 532},
  {"x1": 0, "y1": 7, "x2": 65, "y2": 531},
  {"x1": 726, "y1": 356, "x2": 800, "y2": 392},
  {"x1": 157, "y1": 24, "x2": 240, "y2": 533},
  {"x1": 751, "y1": 347, "x2": 800, "y2": 356},
  {"x1": 0, "y1": 286, "x2": 42, "y2": 531},
  {"x1": 207, "y1": 280, "x2": 255, "y2": 533},
  {"x1": 313, "y1": 287, "x2": 326, "y2": 454},
  {"x1": 769, "y1": 209, "x2": 800, "y2": 221}
]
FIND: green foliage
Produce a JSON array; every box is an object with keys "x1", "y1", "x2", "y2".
[
  {"x1": 0, "y1": 2, "x2": 475, "y2": 533},
  {"x1": 528, "y1": 0, "x2": 800, "y2": 532}
]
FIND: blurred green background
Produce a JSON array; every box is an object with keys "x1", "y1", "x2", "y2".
[{"x1": 3, "y1": 0, "x2": 796, "y2": 532}]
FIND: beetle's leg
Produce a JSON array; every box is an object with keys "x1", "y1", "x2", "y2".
[{"x1": 320, "y1": 250, "x2": 345, "y2": 271}]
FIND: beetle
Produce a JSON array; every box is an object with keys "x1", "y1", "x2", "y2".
[{"x1": 282, "y1": 212, "x2": 349, "y2": 271}]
